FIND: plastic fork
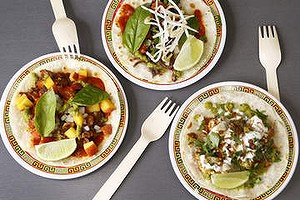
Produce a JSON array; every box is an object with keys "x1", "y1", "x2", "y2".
[
  {"x1": 258, "y1": 25, "x2": 282, "y2": 100},
  {"x1": 93, "y1": 97, "x2": 179, "y2": 200},
  {"x1": 50, "y1": 0, "x2": 80, "y2": 59}
]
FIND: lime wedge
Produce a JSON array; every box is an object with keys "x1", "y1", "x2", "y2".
[
  {"x1": 174, "y1": 35, "x2": 204, "y2": 71},
  {"x1": 35, "y1": 138, "x2": 77, "y2": 161},
  {"x1": 211, "y1": 171, "x2": 250, "y2": 189}
]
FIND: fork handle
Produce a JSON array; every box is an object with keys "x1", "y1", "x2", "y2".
[
  {"x1": 50, "y1": 0, "x2": 67, "y2": 19},
  {"x1": 92, "y1": 137, "x2": 149, "y2": 200},
  {"x1": 266, "y1": 67, "x2": 280, "y2": 100}
]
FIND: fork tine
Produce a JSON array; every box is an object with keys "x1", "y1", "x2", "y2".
[
  {"x1": 70, "y1": 45, "x2": 76, "y2": 58},
  {"x1": 155, "y1": 97, "x2": 168, "y2": 111},
  {"x1": 268, "y1": 26, "x2": 274, "y2": 37},
  {"x1": 166, "y1": 102, "x2": 176, "y2": 115},
  {"x1": 162, "y1": 99, "x2": 172, "y2": 113},
  {"x1": 59, "y1": 46, "x2": 65, "y2": 60},
  {"x1": 75, "y1": 44, "x2": 81, "y2": 58},
  {"x1": 272, "y1": 26, "x2": 279, "y2": 39},
  {"x1": 263, "y1": 26, "x2": 268, "y2": 38},
  {"x1": 258, "y1": 26, "x2": 262, "y2": 38},
  {"x1": 168, "y1": 104, "x2": 179, "y2": 118},
  {"x1": 170, "y1": 106, "x2": 179, "y2": 118},
  {"x1": 66, "y1": 46, "x2": 71, "y2": 59}
]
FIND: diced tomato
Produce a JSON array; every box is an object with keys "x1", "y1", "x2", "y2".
[
  {"x1": 72, "y1": 147, "x2": 88, "y2": 157},
  {"x1": 94, "y1": 134, "x2": 105, "y2": 145},
  {"x1": 40, "y1": 137, "x2": 56, "y2": 144},
  {"x1": 117, "y1": 4, "x2": 135, "y2": 33},
  {"x1": 194, "y1": 9, "x2": 206, "y2": 38},
  {"x1": 86, "y1": 77, "x2": 105, "y2": 91},
  {"x1": 78, "y1": 75, "x2": 87, "y2": 81},
  {"x1": 72, "y1": 72, "x2": 79, "y2": 81},
  {"x1": 83, "y1": 141, "x2": 98, "y2": 156},
  {"x1": 29, "y1": 119, "x2": 35, "y2": 129},
  {"x1": 139, "y1": 42, "x2": 148, "y2": 54},
  {"x1": 52, "y1": 85, "x2": 59, "y2": 93},
  {"x1": 70, "y1": 83, "x2": 83, "y2": 91},
  {"x1": 36, "y1": 80, "x2": 44, "y2": 90},
  {"x1": 31, "y1": 130, "x2": 41, "y2": 145},
  {"x1": 59, "y1": 86, "x2": 75, "y2": 100},
  {"x1": 101, "y1": 124, "x2": 112, "y2": 136}
]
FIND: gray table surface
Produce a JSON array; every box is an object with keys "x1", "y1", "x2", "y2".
[{"x1": 1, "y1": 0, "x2": 300, "y2": 200}]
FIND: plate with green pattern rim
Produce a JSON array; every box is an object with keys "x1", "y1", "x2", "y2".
[
  {"x1": 101, "y1": 0, "x2": 226, "y2": 90},
  {"x1": 0, "y1": 53, "x2": 128, "y2": 179},
  {"x1": 169, "y1": 81, "x2": 298, "y2": 199}
]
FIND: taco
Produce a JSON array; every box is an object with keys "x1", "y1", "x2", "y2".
[
  {"x1": 10, "y1": 58, "x2": 121, "y2": 166},
  {"x1": 111, "y1": 0, "x2": 217, "y2": 84},
  {"x1": 181, "y1": 91, "x2": 289, "y2": 199}
]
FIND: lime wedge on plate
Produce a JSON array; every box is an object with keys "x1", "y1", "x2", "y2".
[
  {"x1": 211, "y1": 171, "x2": 250, "y2": 189},
  {"x1": 35, "y1": 138, "x2": 77, "y2": 161},
  {"x1": 174, "y1": 35, "x2": 204, "y2": 71}
]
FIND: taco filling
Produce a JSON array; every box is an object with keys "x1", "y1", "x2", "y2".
[
  {"x1": 14, "y1": 68, "x2": 116, "y2": 160},
  {"x1": 186, "y1": 101, "x2": 281, "y2": 189},
  {"x1": 117, "y1": 0, "x2": 207, "y2": 81}
]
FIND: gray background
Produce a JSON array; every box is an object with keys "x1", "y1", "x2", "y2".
[{"x1": 0, "y1": 0, "x2": 299, "y2": 199}]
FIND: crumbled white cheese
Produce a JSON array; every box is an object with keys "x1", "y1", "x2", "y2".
[
  {"x1": 224, "y1": 129, "x2": 232, "y2": 138},
  {"x1": 209, "y1": 121, "x2": 227, "y2": 134},
  {"x1": 250, "y1": 115, "x2": 268, "y2": 133},
  {"x1": 224, "y1": 138, "x2": 236, "y2": 146},
  {"x1": 240, "y1": 151, "x2": 255, "y2": 162},
  {"x1": 236, "y1": 144, "x2": 243, "y2": 151},
  {"x1": 242, "y1": 131, "x2": 264, "y2": 147}
]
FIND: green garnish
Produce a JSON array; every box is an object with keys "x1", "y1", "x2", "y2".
[
  {"x1": 72, "y1": 85, "x2": 109, "y2": 106},
  {"x1": 34, "y1": 89, "x2": 57, "y2": 137},
  {"x1": 122, "y1": 5, "x2": 151, "y2": 54}
]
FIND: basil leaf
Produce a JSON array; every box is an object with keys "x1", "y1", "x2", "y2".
[
  {"x1": 122, "y1": 5, "x2": 151, "y2": 54},
  {"x1": 34, "y1": 89, "x2": 56, "y2": 137},
  {"x1": 72, "y1": 85, "x2": 109, "y2": 106},
  {"x1": 179, "y1": 16, "x2": 199, "y2": 46}
]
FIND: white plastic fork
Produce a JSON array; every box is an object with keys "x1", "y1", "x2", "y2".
[
  {"x1": 50, "y1": 0, "x2": 80, "y2": 59},
  {"x1": 93, "y1": 97, "x2": 179, "y2": 200},
  {"x1": 258, "y1": 25, "x2": 282, "y2": 100}
]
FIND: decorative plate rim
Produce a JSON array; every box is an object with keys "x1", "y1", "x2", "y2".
[
  {"x1": 0, "y1": 52, "x2": 129, "y2": 179},
  {"x1": 101, "y1": 0, "x2": 227, "y2": 90},
  {"x1": 168, "y1": 81, "x2": 298, "y2": 199}
]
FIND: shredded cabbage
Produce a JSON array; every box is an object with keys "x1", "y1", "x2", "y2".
[{"x1": 141, "y1": 0, "x2": 197, "y2": 64}]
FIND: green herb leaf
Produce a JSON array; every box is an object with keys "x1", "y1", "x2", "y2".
[
  {"x1": 122, "y1": 5, "x2": 151, "y2": 54},
  {"x1": 34, "y1": 89, "x2": 56, "y2": 137},
  {"x1": 208, "y1": 132, "x2": 220, "y2": 148},
  {"x1": 179, "y1": 16, "x2": 199, "y2": 46},
  {"x1": 198, "y1": 120, "x2": 206, "y2": 132},
  {"x1": 72, "y1": 84, "x2": 109, "y2": 106},
  {"x1": 253, "y1": 109, "x2": 268, "y2": 122}
]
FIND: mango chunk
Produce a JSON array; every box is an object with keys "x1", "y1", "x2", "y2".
[
  {"x1": 78, "y1": 69, "x2": 88, "y2": 77},
  {"x1": 100, "y1": 99, "x2": 116, "y2": 114},
  {"x1": 15, "y1": 94, "x2": 34, "y2": 111},
  {"x1": 83, "y1": 141, "x2": 98, "y2": 156},
  {"x1": 69, "y1": 72, "x2": 76, "y2": 82},
  {"x1": 64, "y1": 127, "x2": 78, "y2": 138},
  {"x1": 43, "y1": 76, "x2": 55, "y2": 89},
  {"x1": 86, "y1": 103, "x2": 101, "y2": 113},
  {"x1": 73, "y1": 112, "x2": 83, "y2": 127}
]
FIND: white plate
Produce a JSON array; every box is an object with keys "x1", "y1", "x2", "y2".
[
  {"x1": 0, "y1": 53, "x2": 128, "y2": 179},
  {"x1": 169, "y1": 81, "x2": 298, "y2": 199},
  {"x1": 102, "y1": 0, "x2": 226, "y2": 90}
]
